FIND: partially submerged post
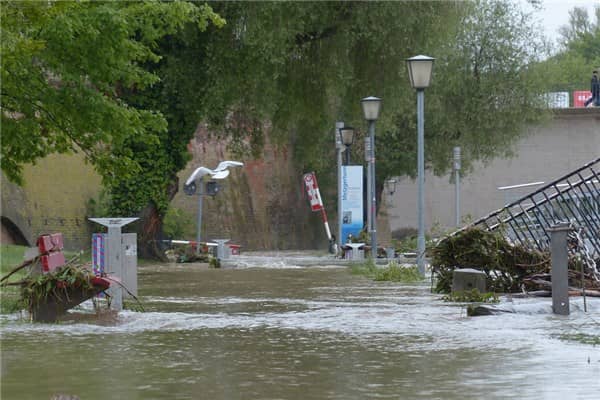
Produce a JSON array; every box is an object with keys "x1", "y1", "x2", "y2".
[
  {"x1": 213, "y1": 239, "x2": 230, "y2": 260},
  {"x1": 451, "y1": 268, "x2": 486, "y2": 293},
  {"x1": 549, "y1": 222, "x2": 571, "y2": 316},
  {"x1": 89, "y1": 218, "x2": 138, "y2": 311}
]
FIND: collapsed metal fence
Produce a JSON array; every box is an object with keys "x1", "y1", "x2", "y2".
[{"x1": 469, "y1": 157, "x2": 600, "y2": 258}]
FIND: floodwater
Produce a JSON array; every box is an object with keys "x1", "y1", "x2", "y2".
[{"x1": 1, "y1": 255, "x2": 599, "y2": 399}]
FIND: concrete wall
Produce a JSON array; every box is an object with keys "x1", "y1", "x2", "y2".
[{"x1": 387, "y1": 108, "x2": 600, "y2": 236}]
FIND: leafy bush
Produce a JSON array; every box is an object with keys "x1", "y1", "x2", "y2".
[
  {"x1": 163, "y1": 207, "x2": 195, "y2": 239},
  {"x1": 351, "y1": 260, "x2": 424, "y2": 283}
]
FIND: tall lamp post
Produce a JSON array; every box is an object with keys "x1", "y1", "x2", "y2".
[
  {"x1": 361, "y1": 96, "x2": 382, "y2": 259},
  {"x1": 453, "y1": 146, "x2": 461, "y2": 227},
  {"x1": 406, "y1": 55, "x2": 434, "y2": 275},
  {"x1": 336, "y1": 121, "x2": 345, "y2": 255}
]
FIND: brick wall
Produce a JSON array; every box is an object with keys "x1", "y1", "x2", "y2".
[{"x1": 171, "y1": 125, "x2": 324, "y2": 250}]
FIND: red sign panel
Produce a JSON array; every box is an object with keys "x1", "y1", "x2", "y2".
[
  {"x1": 303, "y1": 172, "x2": 323, "y2": 212},
  {"x1": 573, "y1": 91, "x2": 592, "y2": 108}
]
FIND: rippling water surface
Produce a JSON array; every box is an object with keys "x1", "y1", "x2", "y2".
[{"x1": 1, "y1": 258, "x2": 599, "y2": 399}]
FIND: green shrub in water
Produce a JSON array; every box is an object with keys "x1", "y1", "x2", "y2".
[
  {"x1": 350, "y1": 259, "x2": 377, "y2": 277},
  {"x1": 351, "y1": 260, "x2": 423, "y2": 283},
  {"x1": 374, "y1": 263, "x2": 423, "y2": 282}
]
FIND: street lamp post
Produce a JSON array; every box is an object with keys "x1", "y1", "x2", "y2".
[
  {"x1": 453, "y1": 146, "x2": 461, "y2": 227},
  {"x1": 336, "y1": 121, "x2": 345, "y2": 255},
  {"x1": 406, "y1": 54, "x2": 434, "y2": 275},
  {"x1": 361, "y1": 96, "x2": 382, "y2": 259},
  {"x1": 184, "y1": 161, "x2": 243, "y2": 255},
  {"x1": 196, "y1": 181, "x2": 204, "y2": 253}
]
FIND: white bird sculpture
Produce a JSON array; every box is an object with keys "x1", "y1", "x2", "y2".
[
  {"x1": 185, "y1": 160, "x2": 244, "y2": 186},
  {"x1": 214, "y1": 160, "x2": 244, "y2": 172}
]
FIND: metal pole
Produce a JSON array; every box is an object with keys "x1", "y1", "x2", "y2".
[
  {"x1": 550, "y1": 222, "x2": 571, "y2": 315},
  {"x1": 417, "y1": 89, "x2": 426, "y2": 275},
  {"x1": 336, "y1": 121, "x2": 344, "y2": 252},
  {"x1": 196, "y1": 181, "x2": 204, "y2": 255},
  {"x1": 365, "y1": 136, "x2": 371, "y2": 240},
  {"x1": 369, "y1": 120, "x2": 377, "y2": 259},
  {"x1": 454, "y1": 146, "x2": 461, "y2": 227}
]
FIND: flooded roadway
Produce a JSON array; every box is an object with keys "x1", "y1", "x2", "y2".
[{"x1": 1, "y1": 257, "x2": 599, "y2": 399}]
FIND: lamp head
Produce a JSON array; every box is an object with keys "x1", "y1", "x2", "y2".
[
  {"x1": 339, "y1": 126, "x2": 355, "y2": 146},
  {"x1": 406, "y1": 55, "x2": 435, "y2": 89},
  {"x1": 361, "y1": 96, "x2": 382, "y2": 121}
]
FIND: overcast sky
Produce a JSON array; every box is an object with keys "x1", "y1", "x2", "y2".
[{"x1": 520, "y1": 0, "x2": 599, "y2": 44}]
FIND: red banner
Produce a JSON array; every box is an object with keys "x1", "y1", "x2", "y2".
[{"x1": 303, "y1": 172, "x2": 323, "y2": 212}]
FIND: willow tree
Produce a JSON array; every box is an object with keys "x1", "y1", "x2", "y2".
[
  {"x1": 119, "y1": 0, "x2": 549, "y2": 255},
  {"x1": 114, "y1": 0, "x2": 465, "y2": 256}
]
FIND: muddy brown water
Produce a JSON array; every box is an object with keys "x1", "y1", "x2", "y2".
[{"x1": 1, "y1": 259, "x2": 599, "y2": 399}]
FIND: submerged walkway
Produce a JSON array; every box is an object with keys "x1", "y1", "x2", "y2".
[{"x1": 220, "y1": 251, "x2": 419, "y2": 268}]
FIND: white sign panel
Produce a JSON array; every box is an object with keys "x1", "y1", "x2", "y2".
[{"x1": 341, "y1": 165, "x2": 363, "y2": 243}]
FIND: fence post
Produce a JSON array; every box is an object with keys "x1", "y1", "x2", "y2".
[{"x1": 549, "y1": 222, "x2": 571, "y2": 315}]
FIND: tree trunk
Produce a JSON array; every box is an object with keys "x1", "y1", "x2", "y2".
[{"x1": 136, "y1": 175, "x2": 179, "y2": 261}]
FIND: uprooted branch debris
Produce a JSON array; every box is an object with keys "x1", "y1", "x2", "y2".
[{"x1": 431, "y1": 227, "x2": 600, "y2": 294}]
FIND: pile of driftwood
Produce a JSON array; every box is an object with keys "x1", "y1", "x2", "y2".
[
  {"x1": 432, "y1": 227, "x2": 600, "y2": 296},
  {"x1": 165, "y1": 246, "x2": 210, "y2": 263}
]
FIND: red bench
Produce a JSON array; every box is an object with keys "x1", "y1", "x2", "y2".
[{"x1": 32, "y1": 233, "x2": 111, "y2": 322}]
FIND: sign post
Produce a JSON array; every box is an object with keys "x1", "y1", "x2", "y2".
[{"x1": 303, "y1": 172, "x2": 332, "y2": 241}]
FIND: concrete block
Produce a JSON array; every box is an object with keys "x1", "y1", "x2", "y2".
[{"x1": 452, "y1": 268, "x2": 487, "y2": 293}]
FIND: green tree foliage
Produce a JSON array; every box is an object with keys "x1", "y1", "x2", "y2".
[
  {"x1": 541, "y1": 5, "x2": 600, "y2": 93},
  {"x1": 1, "y1": 1, "x2": 223, "y2": 187},
  {"x1": 3, "y1": 1, "x2": 553, "y2": 256},
  {"x1": 122, "y1": 1, "x2": 549, "y2": 197}
]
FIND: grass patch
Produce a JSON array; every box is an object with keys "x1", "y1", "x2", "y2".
[
  {"x1": 351, "y1": 260, "x2": 424, "y2": 283},
  {"x1": 374, "y1": 263, "x2": 422, "y2": 282},
  {"x1": 556, "y1": 333, "x2": 600, "y2": 345},
  {"x1": 1, "y1": 244, "x2": 27, "y2": 275},
  {"x1": 1, "y1": 245, "x2": 28, "y2": 314}
]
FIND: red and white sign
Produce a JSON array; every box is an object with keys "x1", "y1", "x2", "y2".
[
  {"x1": 573, "y1": 90, "x2": 591, "y2": 108},
  {"x1": 302, "y1": 172, "x2": 332, "y2": 240},
  {"x1": 303, "y1": 172, "x2": 324, "y2": 212}
]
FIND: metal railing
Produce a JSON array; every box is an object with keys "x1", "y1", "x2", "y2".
[{"x1": 467, "y1": 157, "x2": 600, "y2": 258}]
